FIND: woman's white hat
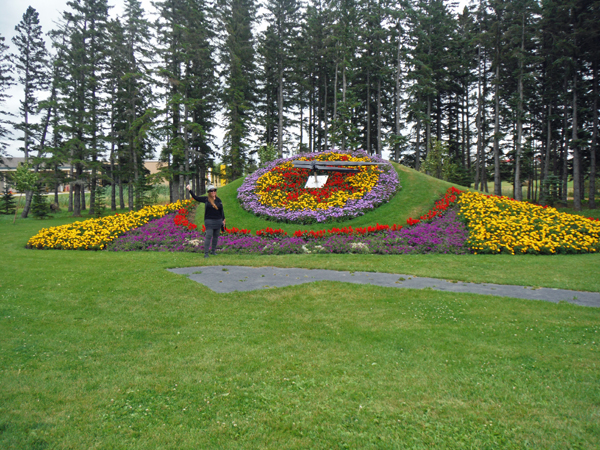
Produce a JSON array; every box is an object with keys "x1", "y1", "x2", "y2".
[{"x1": 206, "y1": 184, "x2": 217, "y2": 192}]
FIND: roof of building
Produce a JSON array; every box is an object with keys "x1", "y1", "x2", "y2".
[{"x1": 0, "y1": 156, "x2": 26, "y2": 170}]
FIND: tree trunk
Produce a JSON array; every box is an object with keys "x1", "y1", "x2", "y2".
[
  {"x1": 561, "y1": 76, "x2": 568, "y2": 204},
  {"x1": 542, "y1": 104, "x2": 551, "y2": 204},
  {"x1": 475, "y1": 43, "x2": 482, "y2": 191},
  {"x1": 333, "y1": 61, "x2": 338, "y2": 139},
  {"x1": 89, "y1": 165, "x2": 97, "y2": 216},
  {"x1": 342, "y1": 66, "x2": 347, "y2": 152},
  {"x1": 590, "y1": 59, "x2": 598, "y2": 209},
  {"x1": 81, "y1": 181, "x2": 86, "y2": 211},
  {"x1": 426, "y1": 96, "x2": 432, "y2": 160},
  {"x1": 20, "y1": 190, "x2": 34, "y2": 218},
  {"x1": 110, "y1": 155, "x2": 116, "y2": 211},
  {"x1": 184, "y1": 96, "x2": 190, "y2": 200},
  {"x1": 367, "y1": 71, "x2": 371, "y2": 154},
  {"x1": 395, "y1": 30, "x2": 402, "y2": 162},
  {"x1": 119, "y1": 174, "x2": 125, "y2": 209},
  {"x1": 278, "y1": 66, "x2": 284, "y2": 157},
  {"x1": 493, "y1": 61, "x2": 501, "y2": 195},
  {"x1": 415, "y1": 118, "x2": 421, "y2": 171},
  {"x1": 309, "y1": 84, "x2": 313, "y2": 152},
  {"x1": 54, "y1": 168, "x2": 59, "y2": 206},
  {"x1": 128, "y1": 178, "x2": 134, "y2": 210},
  {"x1": 73, "y1": 164, "x2": 82, "y2": 217},
  {"x1": 514, "y1": 18, "x2": 525, "y2": 201},
  {"x1": 572, "y1": 70, "x2": 581, "y2": 210},
  {"x1": 68, "y1": 164, "x2": 74, "y2": 213},
  {"x1": 324, "y1": 73, "x2": 328, "y2": 151},
  {"x1": 377, "y1": 78, "x2": 382, "y2": 156}
]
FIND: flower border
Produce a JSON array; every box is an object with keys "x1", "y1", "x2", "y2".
[{"x1": 237, "y1": 150, "x2": 400, "y2": 224}]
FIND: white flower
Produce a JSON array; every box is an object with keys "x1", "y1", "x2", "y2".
[{"x1": 350, "y1": 242, "x2": 369, "y2": 252}]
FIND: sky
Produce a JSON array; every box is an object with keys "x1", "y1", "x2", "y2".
[{"x1": 1, "y1": 0, "x2": 470, "y2": 160}]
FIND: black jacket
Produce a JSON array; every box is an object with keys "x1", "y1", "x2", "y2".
[{"x1": 189, "y1": 191, "x2": 225, "y2": 221}]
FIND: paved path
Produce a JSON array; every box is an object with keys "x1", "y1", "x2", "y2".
[{"x1": 168, "y1": 266, "x2": 600, "y2": 308}]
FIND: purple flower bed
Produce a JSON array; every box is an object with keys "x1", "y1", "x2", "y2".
[
  {"x1": 237, "y1": 150, "x2": 401, "y2": 224},
  {"x1": 107, "y1": 213, "x2": 204, "y2": 252},
  {"x1": 219, "y1": 209, "x2": 468, "y2": 255},
  {"x1": 108, "y1": 208, "x2": 468, "y2": 255}
]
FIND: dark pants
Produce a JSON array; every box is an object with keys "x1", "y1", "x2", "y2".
[{"x1": 204, "y1": 220, "x2": 222, "y2": 254}]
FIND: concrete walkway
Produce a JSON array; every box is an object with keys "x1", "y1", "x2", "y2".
[{"x1": 168, "y1": 266, "x2": 600, "y2": 308}]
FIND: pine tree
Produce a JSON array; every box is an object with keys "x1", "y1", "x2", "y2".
[
  {"x1": 133, "y1": 171, "x2": 153, "y2": 210},
  {"x1": 55, "y1": 0, "x2": 111, "y2": 217},
  {"x1": 262, "y1": 0, "x2": 301, "y2": 157},
  {"x1": 31, "y1": 183, "x2": 51, "y2": 219},
  {"x1": 218, "y1": 0, "x2": 256, "y2": 180},
  {"x1": 11, "y1": 7, "x2": 49, "y2": 218},
  {"x1": 0, "y1": 184, "x2": 17, "y2": 214},
  {"x1": 12, "y1": 6, "x2": 49, "y2": 162},
  {"x1": 92, "y1": 183, "x2": 106, "y2": 217},
  {"x1": 0, "y1": 34, "x2": 13, "y2": 162},
  {"x1": 120, "y1": 0, "x2": 156, "y2": 210},
  {"x1": 155, "y1": 0, "x2": 219, "y2": 201},
  {"x1": 180, "y1": 0, "x2": 219, "y2": 199}
]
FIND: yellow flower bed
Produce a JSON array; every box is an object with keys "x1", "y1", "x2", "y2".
[
  {"x1": 255, "y1": 152, "x2": 380, "y2": 211},
  {"x1": 458, "y1": 191, "x2": 600, "y2": 255},
  {"x1": 27, "y1": 200, "x2": 193, "y2": 250}
]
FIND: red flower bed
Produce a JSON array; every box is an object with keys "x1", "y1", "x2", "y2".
[
  {"x1": 224, "y1": 227, "x2": 252, "y2": 235},
  {"x1": 174, "y1": 208, "x2": 198, "y2": 231},
  {"x1": 256, "y1": 227, "x2": 288, "y2": 237},
  {"x1": 404, "y1": 187, "x2": 463, "y2": 226}
]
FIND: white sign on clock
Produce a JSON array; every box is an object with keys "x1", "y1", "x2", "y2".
[{"x1": 304, "y1": 175, "x2": 329, "y2": 189}]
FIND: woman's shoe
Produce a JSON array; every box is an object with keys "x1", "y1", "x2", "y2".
[{"x1": 204, "y1": 253, "x2": 209, "y2": 258}]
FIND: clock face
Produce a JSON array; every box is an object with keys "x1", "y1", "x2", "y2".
[{"x1": 237, "y1": 151, "x2": 400, "y2": 224}]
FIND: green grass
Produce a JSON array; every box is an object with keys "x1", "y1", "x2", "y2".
[{"x1": 1, "y1": 165, "x2": 600, "y2": 448}]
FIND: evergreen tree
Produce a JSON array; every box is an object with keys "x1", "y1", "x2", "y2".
[
  {"x1": 121, "y1": 0, "x2": 156, "y2": 210},
  {"x1": 181, "y1": 0, "x2": 219, "y2": 199},
  {"x1": 155, "y1": 0, "x2": 218, "y2": 201},
  {"x1": 92, "y1": 183, "x2": 106, "y2": 217},
  {"x1": 262, "y1": 0, "x2": 301, "y2": 157},
  {"x1": 0, "y1": 34, "x2": 13, "y2": 162},
  {"x1": 218, "y1": 0, "x2": 256, "y2": 180},
  {"x1": 31, "y1": 183, "x2": 51, "y2": 219},
  {"x1": 11, "y1": 7, "x2": 49, "y2": 218},
  {"x1": 0, "y1": 184, "x2": 17, "y2": 214},
  {"x1": 11, "y1": 6, "x2": 49, "y2": 161},
  {"x1": 133, "y1": 171, "x2": 153, "y2": 210},
  {"x1": 55, "y1": 0, "x2": 111, "y2": 217}
]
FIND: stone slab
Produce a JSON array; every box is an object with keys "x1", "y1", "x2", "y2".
[{"x1": 167, "y1": 266, "x2": 600, "y2": 308}]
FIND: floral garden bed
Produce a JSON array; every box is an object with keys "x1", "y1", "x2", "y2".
[
  {"x1": 458, "y1": 191, "x2": 600, "y2": 254},
  {"x1": 237, "y1": 150, "x2": 400, "y2": 224},
  {"x1": 26, "y1": 182, "x2": 600, "y2": 256},
  {"x1": 26, "y1": 200, "x2": 193, "y2": 250},
  {"x1": 107, "y1": 206, "x2": 468, "y2": 255},
  {"x1": 106, "y1": 187, "x2": 468, "y2": 255}
]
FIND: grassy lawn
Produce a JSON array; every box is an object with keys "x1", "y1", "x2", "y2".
[{"x1": 2, "y1": 166, "x2": 600, "y2": 448}]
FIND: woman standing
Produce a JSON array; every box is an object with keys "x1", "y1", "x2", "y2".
[{"x1": 186, "y1": 184, "x2": 226, "y2": 258}]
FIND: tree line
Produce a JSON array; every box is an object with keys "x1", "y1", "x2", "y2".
[{"x1": 0, "y1": 0, "x2": 598, "y2": 218}]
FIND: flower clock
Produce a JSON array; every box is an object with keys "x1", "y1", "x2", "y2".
[{"x1": 238, "y1": 150, "x2": 400, "y2": 223}]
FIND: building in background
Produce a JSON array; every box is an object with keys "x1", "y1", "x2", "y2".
[{"x1": 0, "y1": 158, "x2": 226, "y2": 193}]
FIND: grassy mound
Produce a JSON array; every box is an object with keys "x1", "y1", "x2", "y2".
[{"x1": 208, "y1": 163, "x2": 459, "y2": 233}]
